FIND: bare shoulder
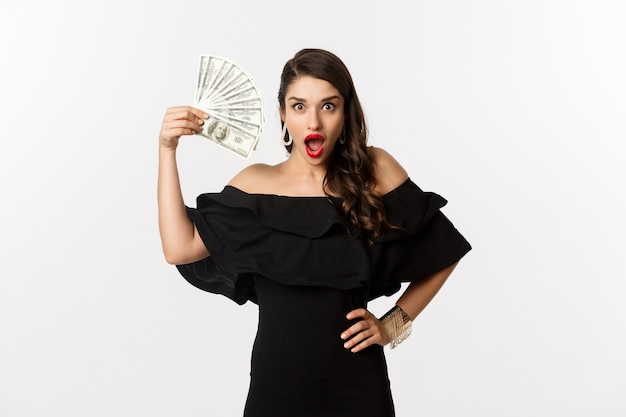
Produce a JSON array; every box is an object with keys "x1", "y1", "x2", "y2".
[
  {"x1": 227, "y1": 163, "x2": 279, "y2": 193},
  {"x1": 368, "y1": 146, "x2": 409, "y2": 195}
]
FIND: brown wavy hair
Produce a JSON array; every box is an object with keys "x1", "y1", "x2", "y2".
[{"x1": 278, "y1": 48, "x2": 388, "y2": 241}]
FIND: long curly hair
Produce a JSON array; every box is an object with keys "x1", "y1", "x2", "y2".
[{"x1": 278, "y1": 48, "x2": 389, "y2": 241}]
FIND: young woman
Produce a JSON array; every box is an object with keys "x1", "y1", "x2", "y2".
[{"x1": 158, "y1": 48, "x2": 471, "y2": 417}]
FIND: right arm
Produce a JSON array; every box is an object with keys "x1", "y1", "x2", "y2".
[{"x1": 158, "y1": 106, "x2": 210, "y2": 265}]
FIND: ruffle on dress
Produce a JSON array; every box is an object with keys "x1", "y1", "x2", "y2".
[
  {"x1": 176, "y1": 179, "x2": 471, "y2": 304},
  {"x1": 368, "y1": 180, "x2": 471, "y2": 300}
]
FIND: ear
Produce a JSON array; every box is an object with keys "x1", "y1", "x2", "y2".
[{"x1": 279, "y1": 107, "x2": 285, "y2": 121}]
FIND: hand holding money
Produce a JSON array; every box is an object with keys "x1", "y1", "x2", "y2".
[{"x1": 159, "y1": 106, "x2": 209, "y2": 150}]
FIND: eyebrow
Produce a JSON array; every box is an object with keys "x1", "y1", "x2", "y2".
[{"x1": 287, "y1": 95, "x2": 342, "y2": 102}]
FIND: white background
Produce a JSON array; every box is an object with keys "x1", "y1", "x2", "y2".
[{"x1": 1, "y1": 0, "x2": 625, "y2": 416}]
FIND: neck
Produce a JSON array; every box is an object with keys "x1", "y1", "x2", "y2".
[
  {"x1": 279, "y1": 156, "x2": 329, "y2": 195},
  {"x1": 285, "y1": 153, "x2": 328, "y2": 177}
]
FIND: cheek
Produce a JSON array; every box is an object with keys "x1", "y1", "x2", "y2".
[{"x1": 332, "y1": 116, "x2": 346, "y2": 137}]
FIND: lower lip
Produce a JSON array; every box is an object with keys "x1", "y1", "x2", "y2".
[{"x1": 305, "y1": 144, "x2": 325, "y2": 158}]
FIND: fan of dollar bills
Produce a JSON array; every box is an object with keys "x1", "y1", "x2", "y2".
[{"x1": 194, "y1": 55, "x2": 266, "y2": 158}]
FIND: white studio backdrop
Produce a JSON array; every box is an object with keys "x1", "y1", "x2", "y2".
[{"x1": 1, "y1": 0, "x2": 624, "y2": 416}]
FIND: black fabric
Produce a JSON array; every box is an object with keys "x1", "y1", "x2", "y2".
[
  {"x1": 244, "y1": 276, "x2": 394, "y2": 417},
  {"x1": 174, "y1": 178, "x2": 471, "y2": 416},
  {"x1": 176, "y1": 178, "x2": 471, "y2": 304},
  {"x1": 368, "y1": 179, "x2": 472, "y2": 299}
]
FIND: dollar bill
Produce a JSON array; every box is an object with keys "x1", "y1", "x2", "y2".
[{"x1": 193, "y1": 54, "x2": 265, "y2": 158}]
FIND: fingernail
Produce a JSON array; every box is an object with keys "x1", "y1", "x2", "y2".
[
  {"x1": 340, "y1": 333, "x2": 346, "y2": 340},
  {"x1": 344, "y1": 342, "x2": 350, "y2": 348},
  {"x1": 203, "y1": 113, "x2": 209, "y2": 118}
]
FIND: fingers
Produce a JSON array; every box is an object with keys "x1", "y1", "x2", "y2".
[
  {"x1": 159, "y1": 106, "x2": 209, "y2": 149},
  {"x1": 345, "y1": 308, "x2": 369, "y2": 321},
  {"x1": 341, "y1": 309, "x2": 390, "y2": 353},
  {"x1": 163, "y1": 107, "x2": 208, "y2": 132},
  {"x1": 164, "y1": 106, "x2": 208, "y2": 123}
]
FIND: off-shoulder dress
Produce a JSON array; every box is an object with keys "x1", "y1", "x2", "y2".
[{"x1": 176, "y1": 179, "x2": 471, "y2": 417}]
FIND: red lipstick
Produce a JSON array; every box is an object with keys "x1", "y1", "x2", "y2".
[{"x1": 304, "y1": 134, "x2": 325, "y2": 158}]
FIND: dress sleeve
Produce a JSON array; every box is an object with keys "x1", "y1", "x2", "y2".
[
  {"x1": 368, "y1": 179, "x2": 472, "y2": 300},
  {"x1": 175, "y1": 190, "x2": 264, "y2": 304},
  {"x1": 175, "y1": 187, "x2": 372, "y2": 305}
]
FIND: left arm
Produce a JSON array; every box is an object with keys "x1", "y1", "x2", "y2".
[
  {"x1": 341, "y1": 263, "x2": 458, "y2": 353},
  {"x1": 396, "y1": 262, "x2": 458, "y2": 321},
  {"x1": 341, "y1": 147, "x2": 460, "y2": 352}
]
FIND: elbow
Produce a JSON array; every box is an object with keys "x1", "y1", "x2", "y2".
[
  {"x1": 163, "y1": 251, "x2": 192, "y2": 265},
  {"x1": 162, "y1": 245, "x2": 209, "y2": 265},
  {"x1": 164, "y1": 253, "x2": 185, "y2": 265},
  {"x1": 162, "y1": 245, "x2": 188, "y2": 265}
]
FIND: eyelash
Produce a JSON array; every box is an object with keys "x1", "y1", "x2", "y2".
[{"x1": 292, "y1": 103, "x2": 336, "y2": 111}]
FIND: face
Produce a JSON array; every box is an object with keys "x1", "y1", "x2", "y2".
[
  {"x1": 281, "y1": 76, "x2": 345, "y2": 165},
  {"x1": 214, "y1": 122, "x2": 227, "y2": 140}
]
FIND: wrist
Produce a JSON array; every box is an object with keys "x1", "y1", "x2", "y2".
[
  {"x1": 380, "y1": 305, "x2": 412, "y2": 349},
  {"x1": 159, "y1": 143, "x2": 178, "y2": 154}
]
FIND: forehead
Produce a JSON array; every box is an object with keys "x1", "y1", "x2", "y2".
[{"x1": 286, "y1": 76, "x2": 343, "y2": 101}]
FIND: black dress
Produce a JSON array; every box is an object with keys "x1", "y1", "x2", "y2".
[{"x1": 176, "y1": 179, "x2": 471, "y2": 417}]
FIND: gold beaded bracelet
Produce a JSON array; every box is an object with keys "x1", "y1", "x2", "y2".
[{"x1": 380, "y1": 305, "x2": 412, "y2": 349}]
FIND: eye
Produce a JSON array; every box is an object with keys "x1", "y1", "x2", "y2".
[
  {"x1": 322, "y1": 103, "x2": 336, "y2": 111},
  {"x1": 292, "y1": 103, "x2": 304, "y2": 111}
]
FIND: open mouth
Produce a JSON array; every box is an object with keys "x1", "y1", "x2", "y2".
[{"x1": 304, "y1": 134, "x2": 325, "y2": 158}]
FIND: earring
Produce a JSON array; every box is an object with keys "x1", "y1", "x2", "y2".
[
  {"x1": 339, "y1": 130, "x2": 346, "y2": 145},
  {"x1": 282, "y1": 123, "x2": 293, "y2": 146}
]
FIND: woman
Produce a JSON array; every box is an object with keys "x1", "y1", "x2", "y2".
[{"x1": 158, "y1": 48, "x2": 471, "y2": 416}]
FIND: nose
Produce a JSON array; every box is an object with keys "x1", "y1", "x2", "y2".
[{"x1": 308, "y1": 109, "x2": 321, "y2": 131}]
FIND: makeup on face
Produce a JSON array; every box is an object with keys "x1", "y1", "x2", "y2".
[
  {"x1": 283, "y1": 76, "x2": 345, "y2": 162},
  {"x1": 305, "y1": 134, "x2": 325, "y2": 158}
]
